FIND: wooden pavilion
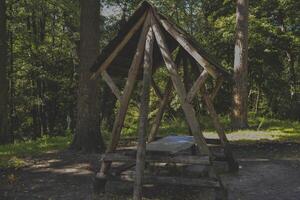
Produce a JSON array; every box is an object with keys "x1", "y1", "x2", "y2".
[{"x1": 91, "y1": 1, "x2": 238, "y2": 199}]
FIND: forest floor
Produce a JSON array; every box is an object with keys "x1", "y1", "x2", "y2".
[{"x1": 1, "y1": 138, "x2": 300, "y2": 199}]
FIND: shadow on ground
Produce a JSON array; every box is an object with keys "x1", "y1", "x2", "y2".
[{"x1": 1, "y1": 143, "x2": 300, "y2": 200}]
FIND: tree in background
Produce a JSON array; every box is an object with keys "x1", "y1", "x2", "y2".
[
  {"x1": 232, "y1": 0, "x2": 249, "y2": 129},
  {"x1": 71, "y1": 0, "x2": 105, "y2": 152},
  {"x1": 0, "y1": 0, "x2": 10, "y2": 144}
]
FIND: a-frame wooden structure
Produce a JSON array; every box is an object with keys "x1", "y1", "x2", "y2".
[{"x1": 91, "y1": 1, "x2": 238, "y2": 199}]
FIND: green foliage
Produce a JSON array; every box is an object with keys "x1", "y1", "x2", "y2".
[{"x1": 2, "y1": 0, "x2": 299, "y2": 145}]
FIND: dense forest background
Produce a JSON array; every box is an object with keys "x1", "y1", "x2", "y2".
[{"x1": 1, "y1": 0, "x2": 299, "y2": 143}]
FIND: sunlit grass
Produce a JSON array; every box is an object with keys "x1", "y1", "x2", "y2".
[{"x1": 157, "y1": 115, "x2": 300, "y2": 143}]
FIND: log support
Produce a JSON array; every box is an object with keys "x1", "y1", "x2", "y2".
[
  {"x1": 148, "y1": 79, "x2": 172, "y2": 142},
  {"x1": 133, "y1": 27, "x2": 154, "y2": 200},
  {"x1": 152, "y1": 15, "x2": 210, "y2": 156},
  {"x1": 203, "y1": 89, "x2": 239, "y2": 172},
  {"x1": 96, "y1": 14, "x2": 151, "y2": 180}
]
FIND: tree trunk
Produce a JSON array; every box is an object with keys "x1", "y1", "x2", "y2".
[
  {"x1": 232, "y1": 0, "x2": 249, "y2": 129},
  {"x1": 0, "y1": 0, "x2": 10, "y2": 144},
  {"x1": 71, "y1": 0, "x2": 105, "y2": 153}
]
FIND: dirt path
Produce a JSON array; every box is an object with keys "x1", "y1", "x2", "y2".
[{"x1": 1, "y1": 143, "x2": 300, "y2": 200}]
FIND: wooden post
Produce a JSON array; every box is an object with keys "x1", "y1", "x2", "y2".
[
  {"x1": 133, "y1": 27, "x2": 154, "y2": 200},
  {"x1": 147, "y1": 79, "x2": 172, "y2": 142},
  {"x1": 101, "y1": 71, "x2": 122, "y2": 101},
  {"x1": 152, "y1": 16, "x2": 210, "y2": 156},
  {"x1": 97, "y1": 14, "x2": 151, "y2": 178}
]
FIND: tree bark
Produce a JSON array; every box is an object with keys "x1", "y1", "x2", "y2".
[
  {"x1": 0, "y1": 0, "x2": 10, "y2": 144},
  {"x1": 232, "y1": 0, "x2": 249, "y2": 129},
  {"x1": 71, "y1": 0, "x2": 105, "y2": 153}
]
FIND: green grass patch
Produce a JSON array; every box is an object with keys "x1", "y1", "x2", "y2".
[
  {"x1": 0, "y1": 134, "x2": 72, "y2": 169},
  {"x1": 155, "y1": 115, "x2": 300, "y2": 143}
]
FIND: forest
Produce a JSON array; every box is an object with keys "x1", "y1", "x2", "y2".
[{"x1": 0, "y1": 0, "x2": 300, "y2": 200}]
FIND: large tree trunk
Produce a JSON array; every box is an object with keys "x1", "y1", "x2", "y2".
[
  {"x1": 0, "y1": 0, "x2": 10, "y2": 144},
  {"x1": 232, "y1": 0, "x2": 249, "y2": 129},
  {"x1": 71, "y1": 0, "x2": 105, "y2": 153}
]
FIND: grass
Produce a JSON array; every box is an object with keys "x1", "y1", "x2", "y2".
[
  {"x1": 0, "y1": 116, "x2": 299, "y2": 169},
  {"x1": 159, "y1": 115, "x2": 300, "y2": 143},
  {"x1": 0, "y1": 134, "x2": 72, "y2": 169}
]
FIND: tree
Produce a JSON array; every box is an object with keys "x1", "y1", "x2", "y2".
[
  {"x1": 71, "y1": 0, "x2": 105, "y2": 152},
  {"x1": 0, "y1": 0, "x2": 10, "y2": 144},
  {"x1": 232, "y1": 0, "x2": 249, "y2": 129}
]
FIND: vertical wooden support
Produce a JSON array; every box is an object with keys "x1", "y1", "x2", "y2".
[
  {"x1": 147, "y1": 79, "x2": 172, "y2": 142},
  {"x1": 133, "y1": 27, "x2": 154, "y2": 200},
  {"x1": 97, "y1": 14, "x2": 151, "y2": 178},
  {"x1": 152, "y1": 17, "x2": 210, "y2": 156}
]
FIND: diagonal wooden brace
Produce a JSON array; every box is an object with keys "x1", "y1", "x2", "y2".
[
  {"x1": 152, "y1": 15, "x2": 210, "y2": 156},
  {"x1": 186, "y1": 70, "x2": 209, "y2": 103},
  {"x1": 101, "y1": 71, "x2": 122, "y2": 101},
  {"x1": 97, "y1": 13, "x2": 152, "y2": 178}
]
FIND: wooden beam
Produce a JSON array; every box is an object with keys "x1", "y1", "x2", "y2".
[
  {"x1": 202, "y1": 90, "x2": 238, "y2": 171},
  {"x1": 102, "y1": 153, "x2": 210, "y2": 165},
  {"x1": 154, "y1": 13, "x2": 219, "y2": 79},
  {"x1": 134, "y1": 27, "x2": 154, "y2": 200},
  {"x1": 111, "y1": 172, "x2": 220, "y2": 188},
  {"x1": 210, "y1": 77, "x2": 224, "y2": 100},
  {"x1": 203, "y1": 92, "x2": 229, "y2": 145},
  {"x1": 152, "y1": 16, "x2": 210, "y2": 156},
  {"x1": 97, "y1": 13, "x2": 151, "y2": 178},
  {"x1": 101, "y1": 71, "x2": 122, "y2": 101},
  {"x1": 186, "y1": 70, "x2": 209, "y2": 103},
  {"x1": 151, "y1": 77, "x2": 163, "y2": 100},
  {"x1": 148, "y1": 39, "x2": 184, "y2": 142},
  {"x1": 147, "y1": 79, "x2": 172, "y2": 142},
  {"x1": 91, "y1": 12, "x2": 147, "y2": 79}
]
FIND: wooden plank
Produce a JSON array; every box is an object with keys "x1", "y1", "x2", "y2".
[
  {"x1": 154, "y1": 14, "x2": 219, "y2": 79},
  {"x1": 111, "y1": 172, "x2": 220, "y2": 188},
  {"x1": 102, "y1": 71, "x2": 122, "y2": 101},
  {"x1": 103, "y1": 153, "x2": 210, "y2": 165},
  {"x1": 186, "y1": 70, "x2": 209, "y2": 103},
  {"x1": 134, "y1": 27, "x2": 154, "y2": 200},
  {"x1": 110, "y1": 163, "x2": 136, "y2": 176},
  {"x1": 121, "y1": 136, "x2": 221, "y2": 145},
  {"x1": 152, "y1": 16, "x2": 210, "y2": 156},
  {"x1": 97, "y1": 13, "x2": 151, "y2": 178},
  {"x1": 91, "y1": 12, "x2": 147, "y2": 79}
]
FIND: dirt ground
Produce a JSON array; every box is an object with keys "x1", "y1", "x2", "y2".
[{"x1": 1, "y1": 142, "x2": 300, "y2": 200}]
